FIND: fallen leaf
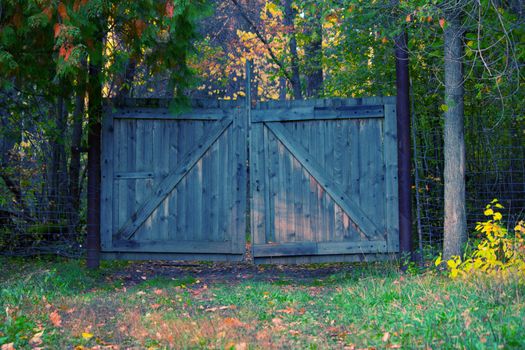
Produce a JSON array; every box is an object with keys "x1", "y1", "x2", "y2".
[
  {"x1": 223, "y1": 317, "x2": 245, "y2": 328},
  {"x1": 49, "y1": 310, "x2": 62, "y2": 327},
  {"x1": 153, "y1": 289, "x2": 164, "y2": 295},
  {"x1": 276, "y1": 306, "x2": 295, "y2": 314},
  {"x1": 1, "y1": 344, "x2": 14, "y2": 350},
  {"x1": 29, "y1": 331, "x2": 44, "y2": 346},
  {"x1": 82, "y1": 332, "x2": 94, "y2": 340},
  {"x1": 150, "y1": 303, "x2": 161, "y2": 310},
  {"x1": 382, "y1": 332, "x2": 390, "y2": 342},
  {"x1": 234, "y1": 343, "x2": 247, "y2": 350}
]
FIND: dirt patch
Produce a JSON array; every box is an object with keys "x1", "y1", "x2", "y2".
[{"x1": 110, "y1": 261, "x2": 354, "y2": 287}]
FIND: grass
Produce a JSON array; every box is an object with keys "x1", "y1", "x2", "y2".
[{"x1": 0, "y1": 257, "x2": 524, "y2": 349}]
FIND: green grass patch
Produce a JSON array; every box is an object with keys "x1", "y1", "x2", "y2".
[{"x1": 0, "y1": 257, "x2": 523, "y2": 349}]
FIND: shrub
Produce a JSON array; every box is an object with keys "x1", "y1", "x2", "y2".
[{"x1": 436, "y1": 199, "x2": 525, "y2": 279}]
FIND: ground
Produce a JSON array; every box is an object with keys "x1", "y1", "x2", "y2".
[{"x1": 0, "y1": 257, "x2": 524, "y2": 349}]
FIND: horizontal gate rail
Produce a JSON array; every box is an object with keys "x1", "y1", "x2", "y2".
[
  {"x1": 253, "y1": 240, "x2": 388, "y2": 257},
  {"x1": 112, "y1": 108, "x2": 226, "y2": 121},
  {"x1": 251, "y1": 105, "x2": 384, "y2": 123}
]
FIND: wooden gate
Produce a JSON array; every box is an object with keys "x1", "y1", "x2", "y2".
[
  {"x1": 249, "y1": 98, "x2": 399, "y2": 263},
  {"x1": 100, "y1": 100, "x2": 247, "y2": 261},
  {"x1": 101, "y1": 97, "x2": 399, "y2": 263}
]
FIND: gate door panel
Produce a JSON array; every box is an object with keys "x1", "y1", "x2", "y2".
[
  {"x1": 250, "y1": 98, "x2": 399, "y2": 264},
  {"x1": 101, "y1": 102, "x2": 247, "y2": 260}
]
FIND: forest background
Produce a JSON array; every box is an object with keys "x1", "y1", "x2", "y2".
[{"x1": 0, "y1": 0, "x2": 523, "y2": 258}]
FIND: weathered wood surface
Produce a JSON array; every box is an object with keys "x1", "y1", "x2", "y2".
[
  {"x1": 100, "y1": 102, "x2": 247, "y2": 258},
  {"x1": 250, "y1": 98, "x2": 399, "y2": 262},
  {"x1": 101, "y1": 97, "x2": 398, "y2": 263},
  {"x1": 251, "y1": 105, "x2": 383, "y2": 123}
]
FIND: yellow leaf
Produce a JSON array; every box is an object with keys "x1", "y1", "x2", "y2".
[
  {"x1": 82, "y1": 332, "x2": 94, "y2": 340},
  {"x1": 440, "y1": 104, "x2": 448, "y2": 112},
  {"x1": 484, "y1": 208, "x2": 494, "y2": 216},
  {"x1": 447, "y1": 259, "x2": 457, "y2": 269},
  {"x1": 493, "y1": 212, "x2": 502, "y2": 221},
  {"x1": 435, "y1": 255, "x2": 442, "y2": 267}
]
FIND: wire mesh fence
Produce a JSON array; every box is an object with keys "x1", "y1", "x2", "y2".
[{"x1": 413, "y1": 125, "x2": 525, "y2": 255}]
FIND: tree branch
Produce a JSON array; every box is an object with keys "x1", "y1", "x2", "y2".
[{"x1": 229, "y1": 0, "x2": 294, "y2": 86}]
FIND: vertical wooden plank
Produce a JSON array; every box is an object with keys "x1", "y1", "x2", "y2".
[
  {"x1": 299, "y1": 122, "x2": 313, "y2": 242},
  {"x1": 101, "y1": 111, "x2": 114, "y2": 250},
  {"x1": 218, "y1": 125, "x2": 228, "y2": 241},
  {"x1": 201, "y1": 128, "x2": 212, "y2": 242},
  {"x1": 308, "y1": 119, "x2": 320, "y2": 242},
  {"x1": 161, "y1": 120, "x2": 171, "y2": 240},
  {"x1": 384, "y1": 104, "x2": 400, "y2": 251},
  {"x1": 210, "y1": 130, "x2": 220, "y2": 242},
  {"x1": 250, "y1": 122, "x2": 266, "y2": 245},
  {"x1": 118, "y1": 120, "x2": 131, "y2": 234},
  {"x1": 233, "y1": 106, "x2": 247, "y2": 252},
  {"x1": 111, "y1": 119, "x2": 123, "y2": 235},
  {"x1": 370, "y1": 119, "x2": 385, "y2": 232},
  {"x1": 176, "y1": 121, "x2": 187, "y2": 240},
  {"x1": 325, "y1": 120, "x2": 336, "y2": 242},
  {"x1": 358, "y1": 119, "x2": 372, "y2": 237},
  {"x1": 334, "y1": 119, "x2": 345, "y2": 241},
  {"x1": 225, "y1": 114, "x2": 234, "y2": 244},
  {"x1": 348, "y1": 119, "x2": 361, "y2": 209},
  {"x1": 193, "y1": 123, "x2": 204, "y2": 242},
  {"x1": 267, "y1": 126, "x2": 279, "y2": 243},
  {"x1": 168, "y1": 120, "x2": 179, "y2": 240},
  {"x1": 281, "y1": 136, "x2": 295, "y2": 243}
]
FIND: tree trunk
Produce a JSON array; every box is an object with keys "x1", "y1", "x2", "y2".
[
  {"x1": 279, "y1": 76, "x2": 287, "y2": 100},
  {"x1": 304, "y1": 4, "x2": 323, "y2": 98},
  {"x1": 283, "y1": 0, "x2": 302, "y2": 100},
  {"x1": 68, "y1": 87, "x2": 85, "y2": 227},
  {"x1": 443, "y1": 8, "x2": 466, "y2": 259},
  {"x1": 115, "y1": 58, "x2": 136, "y2": 104},
  {"x1": 87, "y1": 38, "x2": 103, "y2": 269}
]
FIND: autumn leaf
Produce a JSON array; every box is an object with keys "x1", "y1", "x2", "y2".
[
  {"x1": 82, "y1": 332, "x2": 94, "y2": 340},
  {"x1": 58, "y1": 2, "x2": 69, "y2": 21},
  {"x1": 134, "y1": 19, "x2": 147, "y2": 38},
  {"x1": 276, "y1": 306, "x2": 295, "y2": 314},
  {"x1": 166, "y1": 1, "x2": 174, "y2": 18},
  {"x1": 382, "y1": 331, "x2": 390, "y2": 342},
  {"x1": 29, "y1": 331, "x2": 44, "y2": 347},
  {"x1": 439, "y1": 18, "x2": 446, "y2": 29},
  {"x1": 43, "y1": 7, "x2": 54, "y2": 20},
  {"x1": 54, "y1": 23, "x2": 62, "y2": 38},
  {"x1": 223, "y1": 317, "x2": 245, "y2": 328},
  {"x1": 49, "y1": 310, "x2": 62, "y2": 327},
  {"x1": 1, "y1": 343, "x2": 15, "y2": 350}
]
